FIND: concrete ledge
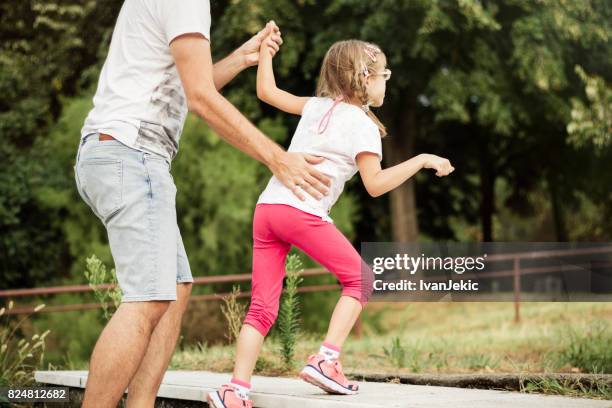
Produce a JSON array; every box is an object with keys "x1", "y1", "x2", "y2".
[
  {"x1": 348, "y1": 371, "x2": 612, "y2": 391},
  {"x1": 35, "y1": 370, "x2": 611, "y2": 408}
]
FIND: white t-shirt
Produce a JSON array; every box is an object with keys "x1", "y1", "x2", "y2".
[
  {"x1": 81, "y1": 0, "x2": 211, "y2": 161},
  {"x1": 257, "y1": 97, "x2": 383, "y2": 223}
]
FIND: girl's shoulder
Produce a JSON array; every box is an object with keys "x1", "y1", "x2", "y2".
[
  {"x1": 303, "y1": 96, "x2": 332, "y2": 110},
  {"x1": 338, "y1": 102, "x2": 378, "y2": 131},
  {"x1": 301, "y1": 96, "x2": 349, "y2": 119},
  {"x1": 304, "y1": 96, "x2": 367, "y2": 119},
  {"x1": 302, "y1": 97, "x2": 377, "y2": 134}
]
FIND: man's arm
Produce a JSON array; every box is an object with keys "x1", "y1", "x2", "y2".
[
  {"x1": 212, "y1": 21, "x2": 282, "y2": 91},
  {"x1": 212, "y1": 51, "x2": 248, "y2": 91},
  {"x1": 171, "y1": 34, "x2": 330, "y2": 200}
]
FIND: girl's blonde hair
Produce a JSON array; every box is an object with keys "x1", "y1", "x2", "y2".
[{"x1": 316, "y1": 39, "x2": 388, "y2": 137}]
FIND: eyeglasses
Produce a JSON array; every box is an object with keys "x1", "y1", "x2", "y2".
[{"x1": 368, "y1": 69, "x2": 392, "y2": 81}]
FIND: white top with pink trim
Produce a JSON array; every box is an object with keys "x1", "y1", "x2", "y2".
[{"x1": 257, "y1": 96, "x2": 383, "y2": 223}]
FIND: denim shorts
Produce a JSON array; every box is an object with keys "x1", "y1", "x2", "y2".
[{"x1": 74, "y1": 133, "x2": 193, "y2": 302}]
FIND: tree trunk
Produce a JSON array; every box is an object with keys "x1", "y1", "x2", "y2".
[
  {"x1": 548, "y1": 172, "x2": 568, "y2": 241},
  {"x1": 479, "y1": 134, "x2": 495, "y2": 242},
  {"x1": 383, "y1": 95, "x2": 419, "y2": 242}
]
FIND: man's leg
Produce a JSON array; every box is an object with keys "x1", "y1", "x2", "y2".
[
  {"x1": 126, "y1": 282, "x2": 193, "y2": 407},
  {"x1": 82, "y1": 300, "x2": 170, "y2": 408},
  {"x1": 76, "y1": 140, "x2": 185, "y2": 407}
]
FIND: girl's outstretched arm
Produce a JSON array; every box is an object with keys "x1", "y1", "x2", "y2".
[
  {"x1": 256, "y1": 33, "x2": 310, "y2": 115},
  {"x1": 356, "y1": 153, "x2": 454, "y2": 197}
]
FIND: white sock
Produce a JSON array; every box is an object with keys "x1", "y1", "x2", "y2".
[
  {"x1": 319, "y1": 342, "x2": 341, "y2": 361},
  {"x1": 230, "y1": 378, "x2": 251, "y2": 400}
]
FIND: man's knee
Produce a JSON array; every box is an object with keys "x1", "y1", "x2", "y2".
[
  {"x1": 174, "y1": 283, "x2": 193, "y2": 315},
  {"x1": 130, "y1": 300, "x2": 172, "y2": 326},
  {"x1": 178, "y1": 282, "x2": 193, "y2": 297}
]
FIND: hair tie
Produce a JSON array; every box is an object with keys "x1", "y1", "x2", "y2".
[
  {"x1": 362, "y1": 45, "x2": 381, "y2": 77},
  {"x1": 364, "y1": 47, "x2": 378, "y2": 62},
  {"x1": 317, "y1": 95, "x2": 344, "y2": 134}
]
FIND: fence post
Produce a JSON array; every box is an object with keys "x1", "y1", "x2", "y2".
[{"x1": 513, "y1": 257, "x2": 521, "y2": 323}]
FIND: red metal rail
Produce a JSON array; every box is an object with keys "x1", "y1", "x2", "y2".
[
  {"x1": 0, "y1": 268, "x2": 332, "y2": 306},
  {"x1": 2, "y1": 246, "x2": 611, "y2": 325}
]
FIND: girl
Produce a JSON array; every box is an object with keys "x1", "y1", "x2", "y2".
[{"x1": 207, "y1": 36, "x2": 454, "y2": 408}]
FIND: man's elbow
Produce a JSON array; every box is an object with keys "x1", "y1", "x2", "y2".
[{"x1": 186, "y1": 88, "x2": 218, "y2": 118}]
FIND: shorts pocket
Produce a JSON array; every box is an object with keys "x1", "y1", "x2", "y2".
[{"x1": 79, "y1": 159, "x2": 124, "y2": 221}]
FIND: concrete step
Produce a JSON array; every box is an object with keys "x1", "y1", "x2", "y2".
[{"x1": 35, "y1": 370, "x2": 612, "y2": 408}]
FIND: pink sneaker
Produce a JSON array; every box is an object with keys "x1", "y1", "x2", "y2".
[
  {"x1": 207, "y1": 384, "x2": 253, "y2": 408},
  {"x1": 299, "y1": 354, "x2": 359, "y2": 395}
]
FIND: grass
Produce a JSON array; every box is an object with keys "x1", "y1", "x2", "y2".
[
  {"x1": 520, "y1": 375, "x2": 612, "y2": 399},
  {"x1": 170, "y1": 301, "x2": 612, "y2": 399},
  {"x1": 1, "y1": 302, "x2": 50, "y2": 388}
]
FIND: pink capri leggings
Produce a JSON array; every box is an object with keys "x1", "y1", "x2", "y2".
[{"x1": 243, "y1": 203, "x2": 373, "y2": 337}]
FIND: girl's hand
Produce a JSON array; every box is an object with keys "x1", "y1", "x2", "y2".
[
  {"x1": 240, "y1": 20, "x2": 283, "y2": 67},
  {"x1": 420, "y1": 154, "x2": 455, "y2": 177},
  {"x1": 260, "y1": 33, "x2": 277, "y2": 58}
]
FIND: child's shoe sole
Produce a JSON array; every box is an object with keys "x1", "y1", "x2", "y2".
[
  {"x1": 299, "y1": 365, "x2": 358, "y2": 395},
  {"x1": 206, "y1": 391, "x2": 225, "y2": 408}
]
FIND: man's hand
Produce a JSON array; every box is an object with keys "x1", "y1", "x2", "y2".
[
  {"x1": 239, "y1": 20, "x2": 283, "y2": 67},
  {"x1": 270, "y1": 152, "x2": 331, "y2": 200},
  {"x1": 212, "y1": 21, "x2": 281, "y2": 89}
]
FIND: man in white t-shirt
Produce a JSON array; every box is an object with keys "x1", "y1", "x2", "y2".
[{"x1": 73, "y1": 1, "x2": 331, "y2": 406}]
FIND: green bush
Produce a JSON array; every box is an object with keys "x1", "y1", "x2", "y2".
[{"x1": 83, "y1": 255, "x2": 122, "y2": 321}]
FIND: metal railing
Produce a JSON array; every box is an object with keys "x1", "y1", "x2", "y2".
[
  {"x1": 0, "y1": 266, "x2": 363, "y2": 337},
  {"x1": 2, "y1": 246, "x2": 611, "y2": 326}
]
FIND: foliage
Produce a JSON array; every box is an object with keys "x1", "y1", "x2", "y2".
[
  {"x1": 567, "y1": 66, "x2": 611, "y2": 149},
  {"x1": 83, "y1": 255, "x2": 122, "y2": 321},
  {"x1": 220, "y1": 285, "x2": 247, "y2": 345},
  {"x1": 0, "y1": 0, "x2": 122, "y2": 289},
  {"x1": 0, "y1": 0, "x2": 610, "y2": 367},
  {"x1": 0, "y1": 302, "x2": 50, "y2": 387},
  {"x1": 383, "y1": 336, "x2": 407, "y2": 369},
  {"x1": 551, "y1": 320, "x2": 612, "y2": 374},
  {"x1": 277, "y1": 254, "x2": 304, "y2": 369}
]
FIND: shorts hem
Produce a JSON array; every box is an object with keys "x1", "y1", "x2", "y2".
[
  {"x1": 243, "y1": 320, "x2": 269, "y2": 337},
  {"x1": 341, "y1": 290, "x2": 367, "y2": 307},
  {"x1": 121, "y1": 293, "x2": 177, "y2": 302}
]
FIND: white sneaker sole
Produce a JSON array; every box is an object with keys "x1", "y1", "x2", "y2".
[
  {"x1": 206, "y1": 391, "x2": 225, "y2": 408},
  {"x1": 299, "y1": 365, "x2": 358, "y2": 395}
]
